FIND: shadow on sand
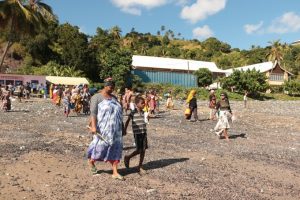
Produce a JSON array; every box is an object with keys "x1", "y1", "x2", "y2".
[
  {"x1": 219, "y1": 133, "x2": 247, "y2": 140},
  {"x1": 96, "y1": 157, "x2": 189, "y2": 176}
]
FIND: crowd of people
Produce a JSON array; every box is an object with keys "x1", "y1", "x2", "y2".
[
  {"x1": 1, "y1": 78, "x2": 238, "y2": 180},
  {"x1": 49, "y1": 84, "x2": 92, "y2": 117}
]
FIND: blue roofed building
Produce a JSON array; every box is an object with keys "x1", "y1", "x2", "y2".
[{"x1": 132, "y1": 55, "x2": 226, "y2": 87}]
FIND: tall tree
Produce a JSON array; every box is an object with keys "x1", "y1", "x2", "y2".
[
  {"x1": 0, "y1": 0, "x2": 55, "y2": 72},
  {"x1": 266, "y1": 40, "x2": 286, "y2": 64},
  {"x1": 110, "y1": 26, "x2": 122, "y2": 40}
]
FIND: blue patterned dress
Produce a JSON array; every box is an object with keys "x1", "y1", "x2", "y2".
[{"x1": 87, "y1": 95, "x2": 123, "y2": 162}]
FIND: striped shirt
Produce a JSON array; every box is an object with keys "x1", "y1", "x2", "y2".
[{"x1": 129, "y1": 109, "x2": 147, "y2": 135}]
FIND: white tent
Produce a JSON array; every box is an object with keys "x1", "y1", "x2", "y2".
[{"x1": 46, "y1": 76, "x2": 89, "y2": 85}]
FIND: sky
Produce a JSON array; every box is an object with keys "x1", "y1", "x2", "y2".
[{"x1": 43, "y1": 0, "x2": 300, "y2": 50}]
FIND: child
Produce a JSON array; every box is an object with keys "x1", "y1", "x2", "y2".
[
  {"x1": 124, "y1": 96, "x2": 148, "y2": 175},
  {"x1": 243, "y1": 91, "x2": 248, "y2": 108},
  {"x1": 62, "y1": 89, "x2": 71, "y2": 117}
]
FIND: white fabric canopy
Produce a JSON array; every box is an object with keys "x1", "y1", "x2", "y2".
[{"x1": 46, "y1": 76, "x2": 89, "y2": 85}]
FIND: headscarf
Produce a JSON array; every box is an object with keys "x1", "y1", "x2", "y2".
[
  {"x1": 104, "y1": 77, "x2": 115, "y2": 87},
  {"x1": 186, "y1": 90, "x2": 196, "y2": 103}
]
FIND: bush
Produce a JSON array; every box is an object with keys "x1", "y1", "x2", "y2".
[
  {"x1": 270, "y1": 85, "x2": 284, "y2": 93},
  {"x1": 283, "y1": 80, "x2": 300, "y2": 96},
  {"x1": 221, "y1": 69, "x2": 268, "y2": 95},
  {"x1": 194, "y1": 68, "x2": 213, "y2": 87}
]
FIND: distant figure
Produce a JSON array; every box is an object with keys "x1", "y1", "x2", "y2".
[
  {"x1": 244, "y1": 91, "x2": 248, "y2": 108},
  {"x1": 49, "y1": 84, "x2": 54, "y2": 99},
  {"x1": 124, "y1": 96, "x2": 149, "y2": 175},
  {"x1": 1, "y1": 86, "x2": 11, "y2": 111},
  {"x1": 186, "y1": 90, "x2": 198, "y2": 122},
  {"x1": 208, "y1": 90, "x2": 217, "y2": 120},
  {"x1": 122, "y1": 88, "x2": 132, "y2": 115},
  {"x1": 63, "y1": 89, "x2": 71, "y2": 117},
  {"x1": 165, "y1": 91, "x2": 174, "y2": 109},
  {"x1": 214, "y1": 92, "x2": 232, "y2": 141}
]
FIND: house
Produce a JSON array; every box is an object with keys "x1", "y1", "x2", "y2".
[
  {"x1": 291, "y1": 40, "x2": 300, "y2": 46},
  {"x1": 132, "y1": 55, "x2": 226, "y2": 87},
  {"x1": 0, "y1": 74, "x2": 46, "y2": 86},
  {"x1": 225, "y1": 61, "x2": 293, "y2": 86},
  {"x1": 0, "y1": 74, "x2": 89, "y2": 87}
]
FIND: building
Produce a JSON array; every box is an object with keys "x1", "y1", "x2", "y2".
[
  {"x1": 225, "y1": 61, "x2": 293, "y2": 86},
  {"x1": 132, "y1": 55, "x2": 226, "y2": 87},
  {"x1": 291, "y1": 40, "x2": 300, "y2": 46},
  {"x1": 0, "y1": 74, "x2": 89, "y2": 86},
  {"x1": 0, "y1": 74, "x2": 46, "y2": 86}
]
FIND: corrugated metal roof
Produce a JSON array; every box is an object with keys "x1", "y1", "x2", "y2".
[
  {"x1": 46, "y1": 76, "x2": 89, "y2": 85},
  {"x1": 132, "y1": 55, "x2": 226, "y2": 73},
  {"x1": 224, "y1": 62, "x2": 274, "y2": 74}
]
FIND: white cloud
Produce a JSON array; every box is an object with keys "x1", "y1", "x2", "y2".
[
  {"x1": 244, "y1": 12, "x2": 300, "y2": 35},
  {"x1": 180, "y1": 0, "x2": 227, "y2": 23},
  {"x1": 268, "y1": 12, "x2": 300, "y2": 34},
  {"x1": 193, "y1": 25, "x2": 214, "y2": 40},
  {"x1": 111, "y1": 0, "x2": 168, "y2": 15},
  {"x1": 244, "y1": 21, "x2": 264, "y2": 34}
]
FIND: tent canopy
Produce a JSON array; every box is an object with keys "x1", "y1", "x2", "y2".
[{"x1": 46, "y1": 76, "x2": 89, "y2": 85}]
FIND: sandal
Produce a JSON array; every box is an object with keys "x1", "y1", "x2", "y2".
[
  {"x1": 138, "y1": 168, "x2": 147, "y2": 175},
  {"x1": 112, "y1": 174, "x2": 125, "y2": 180},
  {"x1": 91, "y1": 166, "x2": 98, "y2": 175}
]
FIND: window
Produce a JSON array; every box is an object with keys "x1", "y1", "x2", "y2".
[
  {"x1": 269, "y1": 73, "x2": 284, "y2": 81},
  {"x1": 5, "y1": 80, "x2": 14, "y2": 85},
  {"x1": 0, "y1": 80, "x2": 4, "y2": 85},
  {"x1": 31, "y1": 80, "x2": 39, "y2": 84},
  {"x1": 15, "y1": 80, "x2": 23, "y2": 86}
]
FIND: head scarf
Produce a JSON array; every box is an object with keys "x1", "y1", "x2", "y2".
[
  {"x1": 104, "y1": 77, "x2": 115, "y2": 87},
  {"x1": 186, "y1": 90, "x2": 196, "y2": 103}
]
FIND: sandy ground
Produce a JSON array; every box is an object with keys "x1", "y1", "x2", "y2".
[{"x1": 0, "y1": 98, "x2": 299, "y2": 200}]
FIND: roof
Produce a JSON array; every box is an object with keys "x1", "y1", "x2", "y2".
[
  {"x1": 225, "y1": 61, "x2": 294, "y2": 75},
  {"x1": 291, "y1": 40, "x2": 300, "y2": 46},
  {"x1": 224, "y1": 62, "x2": 274, "y2": 74},
  {"x1": 45, "y1": 76, "x2": 89, "y2": 85},
  {"x1": 132, "y1": 55, "x2": 226, "y2": 73}
]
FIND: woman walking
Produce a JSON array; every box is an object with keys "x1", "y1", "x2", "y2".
[
  {"x1": 1, "y1": 86, "x2": 11, "y2": 112},
  {"x1": 87, "y1": 78, "x2": 124, "y2": 180},
  {"x1": 186, "y1": 90, "x2": 198, "y2": 122},
  {"x1": 214, "y1": 92, "x2": 232, "y2": 140}
]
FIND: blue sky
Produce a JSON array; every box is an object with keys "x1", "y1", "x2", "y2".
[{"x1": 44, "y1": 0, "x2": 300, "y2": 50}]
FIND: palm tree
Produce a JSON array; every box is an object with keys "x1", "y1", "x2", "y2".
[
  {"x1": 0, "y1": 0, "x2": 55, "y2": 72},
  {"x1": 110, "y1": 26, "x2": 122, "y2": 40},
  {"x1": 266, "y1": 40, "x2": 287, "y2": 64}
]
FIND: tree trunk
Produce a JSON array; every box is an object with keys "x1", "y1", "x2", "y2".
[{"x1": 0, "y1": 41, "x2": 13, "y2": 73}]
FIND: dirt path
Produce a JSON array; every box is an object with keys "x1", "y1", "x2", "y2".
[{"x1": 0, "y1": 99, "x2": 299, "y2": 199}]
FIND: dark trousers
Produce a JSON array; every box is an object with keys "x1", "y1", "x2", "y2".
[{"x1": 186, "y1": 107, "x2": 198, "y2": 121}]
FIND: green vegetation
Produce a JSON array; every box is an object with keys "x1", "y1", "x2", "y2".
[
  {"x1": 221, "y1": 69, "x2": 269, "y2": 96},
  {"x1": 1, "y1": 2, "x2": 300, "y2": 100},
  {"x1": 194, "y1": 68, "x2": 213, "y2": 87}
]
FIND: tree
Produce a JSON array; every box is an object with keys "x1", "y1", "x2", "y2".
[
  {"x1": 32, "y1": 61, "x2": 83, "y2": 76},
  {"x1": 194, "y1": 68, "x2": 213, "y2": 87},
  {"x1": 266, "y1": 40, "x2": 287, "y2": 64},
  {"x1": 98, "y1": 49, "x2": 132, "y2": 88},
  {"x1": 56, "y1": 23, "x2": 93, "y2": 74},
  {"x1": 0, "y1": 0, "x2": 55, "y2": 71},
  {"x1": 110, "y1": 26, "x2": 122, "y2": 40},
  {"x1": 221, "y1": 69, "x2": 268, "y2": 95}
]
